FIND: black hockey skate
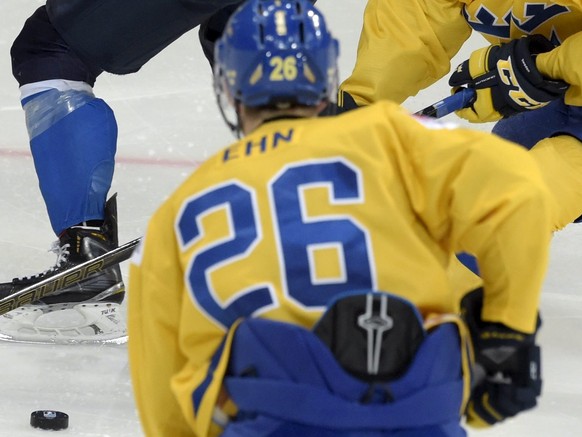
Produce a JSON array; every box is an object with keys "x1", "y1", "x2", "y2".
[{"x1": 0, "y1": 195, "x2": 126, "y2": 344}]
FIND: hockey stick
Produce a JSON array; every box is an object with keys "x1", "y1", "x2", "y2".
[
  {"x1": 415, "y1": 87, "x2": 476, "y2": 118},
  {"x1": 0, "y1": 237, "x2": 141, "y2": 316}
]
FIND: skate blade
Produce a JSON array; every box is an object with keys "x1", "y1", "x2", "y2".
[{"x1": 0, "y1": 302, "x2": 127, "y2": 345}]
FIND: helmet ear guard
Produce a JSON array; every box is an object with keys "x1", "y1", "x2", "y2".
[
  {"x1": 213, "y1": 0, "x2": 339, "y2": 135},
  {"x1": 213, "y1": 63, "x2": 241, "y2": 135}
]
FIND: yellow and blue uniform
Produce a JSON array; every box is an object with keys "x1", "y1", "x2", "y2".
[
  {"x1": 128, "y1": 100, "x2": 551, "y2": 436},
  {"x1": 340, "y1": 0, "x2": 582, "y2": 230},
  {"x1": 342, "y1": 0, "x2": 582, "y2": 107}
]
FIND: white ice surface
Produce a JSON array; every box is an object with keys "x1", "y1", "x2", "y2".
[{"x1": 0, "y1": 1, "x2": 581, "y2": 435}]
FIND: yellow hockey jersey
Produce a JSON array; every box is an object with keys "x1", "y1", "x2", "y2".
[
  {"x1": 128, "y1": 101, "x2": 551, "y2": 437},
  {"x1": 341, "y1": 0, "x2": 582, "y2": 106}
]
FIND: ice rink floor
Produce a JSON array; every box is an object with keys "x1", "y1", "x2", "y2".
[{"x1": 1, "y1": 0, "x2": 581, "y2": 435}]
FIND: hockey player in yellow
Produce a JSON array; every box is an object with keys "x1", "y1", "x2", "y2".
[
  {"x1": 128, "y1": 0, "x2": 552, "y2": 436},
  {"x1": 339, "y1": 0, "x2": 582, "y2": 230}
]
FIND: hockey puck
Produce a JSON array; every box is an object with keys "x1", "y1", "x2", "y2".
[{"x1": 30, "y1": 410, "x2": 69, "y2": 430}]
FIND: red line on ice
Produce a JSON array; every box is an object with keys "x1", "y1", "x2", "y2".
[{"x1": 0, "y1": 148, "x2": 200, "y2": 168}]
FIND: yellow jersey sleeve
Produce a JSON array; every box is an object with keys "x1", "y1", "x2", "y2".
[
  {"x1": 128, "y1": 203, "x2": 224, "y2": 437},
  {"x1": 369, "y1": 105, "x2": 551, "y2": 332},
  {"x1": 537, "y1": 31, "x2": 582, "y2": 106},
  {"x1": 340, "y1": 0, "x2": 471, "y2": 105},
  {"x1": 342, "y1": 0, "x2": 582, "y2": 107}
]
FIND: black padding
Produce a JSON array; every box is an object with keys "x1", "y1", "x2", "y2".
[{"x1": 314, "y1": 292, "x2": 425, "y2": 382}]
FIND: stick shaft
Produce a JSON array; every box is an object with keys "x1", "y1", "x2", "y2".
[
  {"x1": 0, "y1": 238, "x2": 141, "y2": 315},
  {"x1": 415, "y1": 88, "x2": 476, "y2": 118}
]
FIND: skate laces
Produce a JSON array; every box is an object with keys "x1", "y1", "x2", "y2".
[{"x1": 14, "y1": 241, "x2": 71, "y2": 282}]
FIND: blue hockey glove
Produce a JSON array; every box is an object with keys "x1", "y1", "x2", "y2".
[
  {"x1": 449, "y1": 35, "x2": 568, "y2": 122},
  {"x1": 461, "y1": 289, "x2": 542, "y2": 428}
]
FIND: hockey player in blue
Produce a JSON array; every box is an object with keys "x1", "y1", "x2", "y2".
[{"x1": 0, "y1": 0, "x2": 248, "y2": 341}]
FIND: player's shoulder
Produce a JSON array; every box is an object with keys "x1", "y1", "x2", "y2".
[
  {"x1": 346, "y1": 99, "x2": 403, "y2": 116},
  {"x1": 341, "y1": 100, "x2": 461, "y2": 135},
  {"x1": 331, "y1": 100, "x2": 412, "y2": 129}
]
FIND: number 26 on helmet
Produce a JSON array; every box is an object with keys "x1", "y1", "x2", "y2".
[{"x1": 214, "y1": 0, "x2": 340, "y2": 132}]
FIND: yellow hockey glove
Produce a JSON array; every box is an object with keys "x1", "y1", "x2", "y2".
[{"x1": 449, "y1": 35, "x2": 568, "y2": 123}]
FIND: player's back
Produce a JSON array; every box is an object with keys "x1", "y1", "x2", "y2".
[{"x1": 158, "y1": 99, "x2": 543, "y2": 333}]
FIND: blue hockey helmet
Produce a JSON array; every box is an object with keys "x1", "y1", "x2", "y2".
[{"x1": 214, "y1": 0, "x2": 339, "y2": 123}]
